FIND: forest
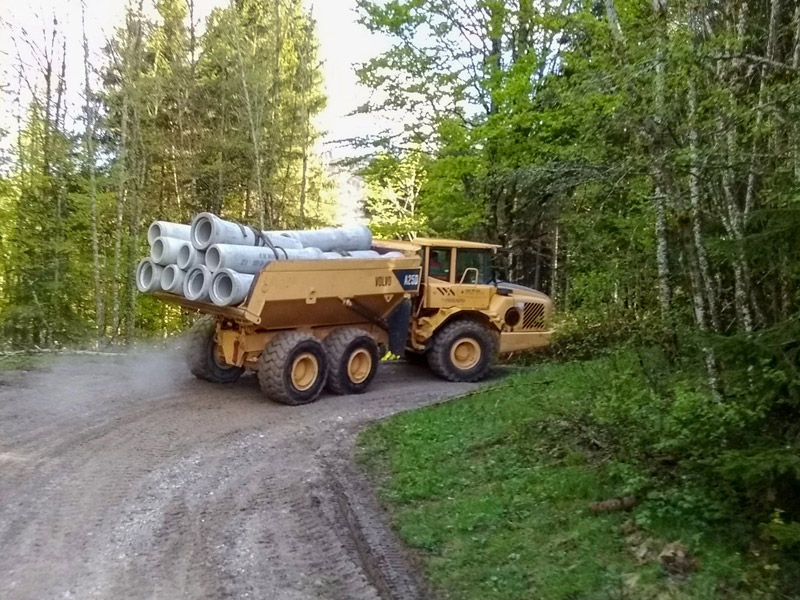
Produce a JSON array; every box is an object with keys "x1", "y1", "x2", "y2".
[
  {"x1": 355, "y1": 0, "x2": 800, "y2": 594},
  {"x1": 1, "y1": 0, "x2": 799, "y2": 595},
  {"x1": 0, "y1": 0, "x2": 327, "y2": 345}
]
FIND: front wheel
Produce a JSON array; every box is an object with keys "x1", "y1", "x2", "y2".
[
  {"x1": 185, "y1": 316, "x2": 244, "y2": 384},
  {"x1": 427, "y1": 320, "x2": 497, "y2": 382}
]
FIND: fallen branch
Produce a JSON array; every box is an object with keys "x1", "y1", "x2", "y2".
[{"x1": 589, "y1": 496, "x2": 637, "y2": 514}]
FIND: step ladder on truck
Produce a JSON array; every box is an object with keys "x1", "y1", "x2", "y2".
[{"x1": 156, "y1": 237, "x2": 554, "y2": 405}]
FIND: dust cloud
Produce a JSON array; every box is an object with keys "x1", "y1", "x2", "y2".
[{"x1": 0, "y1": 339, "x2": 195, "y2": 445}]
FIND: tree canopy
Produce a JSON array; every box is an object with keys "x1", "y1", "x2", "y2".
[
  {"x1": 356, "y1": 0, "x2": 800, "y2": 587},
  {"x1": 0, "y1": 0, "x2": 329, "y2": 344}
]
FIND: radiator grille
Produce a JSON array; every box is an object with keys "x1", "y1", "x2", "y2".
[{"x1": 521, "y1": 302, "x2": 546, "y2": 330}]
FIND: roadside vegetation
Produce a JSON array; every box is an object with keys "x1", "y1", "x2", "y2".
[
  {"x1": 0, "y1": 353, "x2": 54, "y2": 372},
  {"x1": 353, "y1": 1, "x2": 800, "y2": 597},
  {"x1": 360, "y1": 342, "x2": 800, "y2": 599}
]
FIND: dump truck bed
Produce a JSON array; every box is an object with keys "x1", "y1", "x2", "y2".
[{"x1": 156, "y1": 254, "x2": 423, "y2": 329}]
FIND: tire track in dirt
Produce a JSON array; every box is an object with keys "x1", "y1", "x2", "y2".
[{"x1": 0, "y1": 353, "x2": 482, "y2": 600}]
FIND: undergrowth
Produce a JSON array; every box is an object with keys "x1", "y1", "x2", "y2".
[{"x1": 359, "y1": 348, "x2": 800, "y2": 600}]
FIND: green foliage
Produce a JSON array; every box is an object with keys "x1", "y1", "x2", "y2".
[
  {"x1": 360, "y1": 150, "x2": 428, "y2": 239},
  {"x1": 0, "y1": 353, "x2": 55, "y2": 372},
  {"x1": 0, "y1": 0, "x2": 329, "y2": 348},
  {"x1": 359, "y1": 357, "x2": 785, "y2": 599},
  {"x1": 356, "y1": 2, "x2": 800, "y2": 586}
]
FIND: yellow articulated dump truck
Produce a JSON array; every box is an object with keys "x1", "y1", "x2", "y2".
[{"x1": 156, "y1": 237, "x2": 553, "y2": 405}]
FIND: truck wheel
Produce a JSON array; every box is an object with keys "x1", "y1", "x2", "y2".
[
  {"x1": 325, "y1": 328, "x2": 379, "y2": 395},
  {"x1": 185, "y1": 316, "x2": 244, "y2": 383},
  {"x1": 427, "y1": 320, "x2": 497, "y2": 382},
  {"x1": 258, "y1": 331, "x2": 328, "y2": 405}
]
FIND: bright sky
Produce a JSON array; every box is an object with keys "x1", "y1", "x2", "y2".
[{"x1": 0, "y1": 0, "x2": 390, "y2": 157}]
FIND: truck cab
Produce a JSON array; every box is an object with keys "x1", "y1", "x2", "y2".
[{"x1": 405, "y1": 238, "x2": 554, "y2": 381}]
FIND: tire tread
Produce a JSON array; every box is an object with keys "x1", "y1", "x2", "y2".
[
  {"x1": 185, "y1": 316, "x2": 243, "y2": 383},
  {"x1": 427, "y1": 319, "x2": 497, "y2": 382},
  {"x1": 325, "y1": 328, "x2": 379, "y2": 395},
  {"x1": 258, "y1": 331, "x2": 326, "y2": 405}
]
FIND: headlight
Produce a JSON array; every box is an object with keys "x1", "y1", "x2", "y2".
[{"x1": 504, "y1": 307, "x2": 522, "y2": 328}]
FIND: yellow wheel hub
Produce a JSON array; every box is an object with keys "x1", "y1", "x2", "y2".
[
  {"x1": 450, "y1": 337, "x2": 481, "y2": 370},
  {"x1": 347, "y1": 348, "x2": 372, "y2": 384},
  {"x1": 212, "y1": 343, "x2": 229, "y2": 368},
  {"x1": 291, "y1": 352, "x2": 319, "y2": 391}
]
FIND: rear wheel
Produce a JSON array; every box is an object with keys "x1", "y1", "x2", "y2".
[
  {"x1": 427, "y1": 320, "x2": 497, "y2": 382},
  {"x1": 258, "y1": 331, "x2": 328, "y2": 405},
  {"x1": 325, "y1": 328, "x2": 380, "y2": 395},
  {"x1": 185, "y1": 316, "x2": 244, "y2": 383}
]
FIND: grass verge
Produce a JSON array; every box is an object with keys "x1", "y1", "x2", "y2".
[
  {"x1": 358, "y1": 357, "x2": 782, "y2": 600},
  {"x1": 0, "y1": 353, "x2": 55, "y2": 372}
]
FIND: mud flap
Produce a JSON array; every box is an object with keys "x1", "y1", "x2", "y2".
[{"x1": 387, "y1": 299, "x2": 412, "y2": 356}]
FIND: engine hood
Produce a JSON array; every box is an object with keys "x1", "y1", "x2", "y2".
[{"x1": 496, "y1": 282, "x2": 552, "y2": 303}]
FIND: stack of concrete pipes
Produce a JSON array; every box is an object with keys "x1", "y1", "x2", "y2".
[{"x1": 135, "y1": 212, "x2": 402, "y2": 306}]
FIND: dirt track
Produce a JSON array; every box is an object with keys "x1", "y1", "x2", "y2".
[{"x1": 0, "y1": 351, "x2": 480, "y2": 600}]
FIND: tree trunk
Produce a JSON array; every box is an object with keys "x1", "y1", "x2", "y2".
[
  {"x1": 717, "y1": 3, "x2": 756, "y2": 331},
  {"x1": 653, "y1": 186, "x2": 671, "y2": 320},
  {"x1": 128, "y1": 143, "x2": 145, "y2": 341},
  {"x1": 650, "y1": 0, "x2": 672, "y2": 321},
  {"x1": 111, "y1": 97, "x2": 129, "y2": 340},
  {"x1": 83, "y1": 4, "x2": 103, "y2": 341},
  {"x1": 52, "y1": 43, "x2": 67, "y2": 343},
  {"x1": 299, "y1": 146, "x2": 308, "y2": 229},
  {"x1": 231, "y1": 6, "x2": 269, "y2": 229},
  {"x1": 744, "y1": 0, "x2": 780, "y2": 218},
  {"x1": 550, "y1": 221, "x2": 559, "y2": 301},
  {"x1": 687, "y1": 62, "x2": 720, "y2": 331},
  {"x1": 605, "y1": 0, "x2": 625, "y2": 44}
]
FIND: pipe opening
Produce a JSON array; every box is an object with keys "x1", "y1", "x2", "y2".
[
  {"x1": 162, "y1": 266, "x2": 176, "y2": 289},
  {"x1": 214, "y1": 274, "x2": 233, "y2": 302},
  {"x1": 177, "y1": 244, "x2": 192, "y2": 269},
  {"x1": 194, "y1": 218, "x2": 213, "y2": 248},
  {"x1": 147, "y1": 223, "x2": 163, "y2": 245},
  {"x1": 187, "y1": 270, "x2": 205, "y2": 297},
  {"x1": 142, "y1": 263, "x2": 153, "y2": 286},
  {"x1": 152, "y1": 238, "x2": 165, "y2": 263},
  {"x1": 206, "y1": 246, "x2": 221, "y2": 271}
]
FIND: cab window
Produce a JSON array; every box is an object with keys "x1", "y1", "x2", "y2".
[
  {"x1": 428, "y1": 248, "x2": 452, "y2": 281},
  {"x1": 456, "y1": 249, "x2": 492, "y2": 284}
]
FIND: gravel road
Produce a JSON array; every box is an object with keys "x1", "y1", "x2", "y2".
[{"x1": 0, "y1": 351, "x2": 480, "y2": 600}]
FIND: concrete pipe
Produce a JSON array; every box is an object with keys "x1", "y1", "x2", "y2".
[
  {"x1": 190, "y1": 212, "x2": 304, "y2": 251},
  {"x1": 160, "y1": 264, "x2": 187, "y2": 295},
  {"x1": 273, "y1": 247, "x2": 326, "y2": 261},
  {"x1": 184, "y1": 265, "x2": 213, "y2": 302},
  {"x1": 322, "y1": 250, "x2": 404, "y2": 259},
  {"x1": 209, "y1": 268, "x2": 255, "y2": 307},
  {"x1": 136, "y1": 259, "x2": 165, "y2": 293},
  {"x1": 151, "y1": 236, "x2": 185, "y2": 266},
  {"x1": 148, "y1": 221, "x2": 191, "y2": 245},
  {"x1": 288, "y1": 225, "x2": 372, "y2": 252},
  {"x1": 345, "y1": 250, "x2": 381, "y2": 258},
  {"x1": 176, "y1": 242, "x2": 205, "y2": 270},
  {"x1": 206, "y1": 244, "x2": 276, "y2": 274}
]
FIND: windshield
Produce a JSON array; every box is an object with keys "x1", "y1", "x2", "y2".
[{"x1": 455, "y1": 249, "x2": 493, "y2": 285}]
